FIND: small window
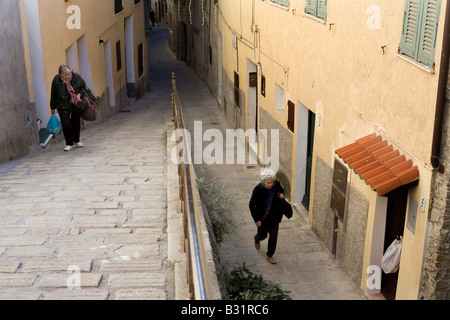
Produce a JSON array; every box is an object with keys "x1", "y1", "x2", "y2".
[
  {"x1": 305, "y1": 0, "x2": 327, "y2": 20},
  {"x1": 261, "y1": 75, "x2": 266, "y2": 97},
  {"x1": 234, "y1": 72, "x2": 240, "y2": 107},
  {"x1": 209, "y1": 46, "x2": 213, "y2": 65},
  {"x1": 287, "y1": 100, "x2": 295, "y2": 133},
  {"x1": 138, "y1": 43, "x2": 144, "y2": 77},
  {"x1": 271, "y1": 0, "x2": 290, "y2": 8},
  {"x1": 116, "y1": 41, "x2": 122, "y2": 72},
  {"x1": 115, "y1": 0, "x2": 123, "y2": 14},
  {"x1": 398, "y1": 0, "x2": 442, "y2": 68}
]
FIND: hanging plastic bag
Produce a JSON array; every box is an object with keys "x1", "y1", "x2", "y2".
[
  {"x1": 46, "y1": 114, "x2": 63, "y2": 136},
  {"x1": 382, "y1": 236, "x2": 402, "y2": 274}
]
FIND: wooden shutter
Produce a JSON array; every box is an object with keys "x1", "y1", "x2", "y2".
[
  {"x1": 399, "y1": 0, "x2": 421, "y2": 58},
  {"x1": 277, "y1": 0, "x2": 290, "y2": 7},
  {"x1": 287, "y1": 100, "x2": 295, "y2": 133},
  {"x1": 317, "y1": 0, "x2": 327, "y2": 20},
  {"x1": 115, "y1": 0, "x2": 123, "y2": 14},
  {"x1": 138, "y1": 43, "x2": 144, "y2": 77},
  {"x1": 234, "y1": 72, "x2": 240, "y2": 107},
  {"x1": 116, "y1": 41, "x2": 122, "y2": 71},
  {"x1": 417, "y1": 0, "x2": 441, "y2": 67},
  {"x1": 305, "y1": 0, "x2": 317, "y2": 16}
]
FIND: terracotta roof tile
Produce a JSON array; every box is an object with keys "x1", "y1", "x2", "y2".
[{"x1": 335, "y1": 134, "x2": 419, "y2": 196}]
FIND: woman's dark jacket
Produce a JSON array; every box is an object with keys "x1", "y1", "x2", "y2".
[
  {"x1": 249, "y1": 180, "x2": 285, "y2": 226},
  {"x1": 50, "y1": 72, "x2": 94, "y2": 114}
]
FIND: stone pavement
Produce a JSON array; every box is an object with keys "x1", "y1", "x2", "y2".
[{"x1": 0, "y1": 38, "x2": 174, "y2": 298}]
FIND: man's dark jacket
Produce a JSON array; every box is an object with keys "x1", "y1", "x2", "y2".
[
  {"x1": 50, "y1": 72, "x2": 93, "y2": 114},
  {"x1": 249, "y1": 180, "x2": 285, "y2": 225}
]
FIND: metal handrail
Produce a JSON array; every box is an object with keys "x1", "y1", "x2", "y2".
[{"x1": 170, "y1": 72, "x2": 213, "y2": 300}]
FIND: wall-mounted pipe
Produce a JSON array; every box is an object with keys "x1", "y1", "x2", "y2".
[{"x1": 431, "y1": 0, "x2": 450, "y2": 173}]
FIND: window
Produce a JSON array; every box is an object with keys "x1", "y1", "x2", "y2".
[
  {"x1": 287, "y1": 100, "x2": 295, "y2": 133},
  {"x1": 261, "y1": 75, "x2": 266, "y2": 97},
  {"x1": 116, "y1": 41, "x2": 122, "y2": 71},
  {"x1": 271, "y1": 0, "x2": 290, "y2": 8},
  {"x1": 305, "y1": 0, "x2": 327, "y2": 20},
  {"x1": 138, "y1": 43, "x2": 144, "y2": 77},
  {"x1": 115, "y1": 0, "x2": 123, "y2": 14},
  {"x1": 398, "y1": 0, "x2": 442, "y2": 68},
  {"x1": 234, "y1": 72, "x2": 240, "y2": 107}
]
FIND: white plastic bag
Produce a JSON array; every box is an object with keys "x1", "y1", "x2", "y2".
[{"x1": 382, "y1": 236, "x2": 402, "y2": 274}]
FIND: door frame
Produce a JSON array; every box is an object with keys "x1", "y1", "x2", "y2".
[
  {"x1": 301, "y1": 110, "x2": 315, "y2": 210},
  {"x1": 294, "y1": 101, "x2": 309, "y2": 205}
]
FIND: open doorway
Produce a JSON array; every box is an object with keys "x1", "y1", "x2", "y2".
[
  {"x1": 381, "y1": 187, "x2": 408, "y2": 300},
  {"x1": 247, "y1": 60, "x2": 258, "y2": 161},
  {"x1": 124, "y1": 15, "x2": 136, "y2": 102},
  {"x1": 295, "y1": 102, "x2": 315, "y2": 211},
  {"x1": 104, "y1": 40, "x2": 115, "y2": 107}
]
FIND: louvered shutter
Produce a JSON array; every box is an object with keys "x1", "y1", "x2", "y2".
[
  {"x1": 317, "y1": 0, "x2": 327, "y2": 20},
  {"x1": 399, "y1": 0, "x2": 422, "y2": 58},
  {"x1": 417, "y1": 0, "x2": 441, "y2": 67},
  {"x1": 276, "y1": 0, "x2": 290, "y2": 7},
  {"x1": 305, "y1": 0, "x2": 317, "y2": 16}
]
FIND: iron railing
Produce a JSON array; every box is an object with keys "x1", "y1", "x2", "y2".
[{"x1": 171, "y1": 72, "x2": 220, "y2": 300}]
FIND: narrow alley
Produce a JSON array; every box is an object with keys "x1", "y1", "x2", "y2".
[{"x1": 0, "y1": 26, "x2": 365, "y2": 300}]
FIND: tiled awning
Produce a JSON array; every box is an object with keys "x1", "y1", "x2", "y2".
[{"x1": 335, "y1": 133, "x2": 419, "y2": 196}]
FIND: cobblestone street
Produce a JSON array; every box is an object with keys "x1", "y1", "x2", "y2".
[{"x1": 0, "y1": 31, "x2": 174, "y2": 299}]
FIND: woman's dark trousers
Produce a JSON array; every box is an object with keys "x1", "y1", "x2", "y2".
[
  {"x1": 255, "y1": 222, "x2": 279, "y2": 257},
  {"x1": 59, "y1": 110, "x2": 81, "y2": 146}
]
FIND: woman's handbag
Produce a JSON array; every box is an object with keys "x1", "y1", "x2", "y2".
[
  {"x1": 74, "y1": 100, "x2": 88, "y2": 113},
  {"x1": 281, "y1": 198, "x2": 293, "y2": 219},
  {"x1": 80, "y1": 89, "x2": 97, "y2": 121}
]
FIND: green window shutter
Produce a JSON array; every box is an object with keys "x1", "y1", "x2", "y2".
[
  {"x1": 399, "y1": 0, "x2": 422, "y2": 58},
  {"x1": 272, "y1": 0, "x2": 290, "y2": 7},
  {"x1": 317, "y1": 0, "x2": 327, "y2": 20},
  {"x1": 305, "y1": 0, "x2": 317, "y2": 16},
  {"x1": 399, "y1": 0, "x2": 422, "y2": 59},
  {"x1": 417, "y1": 0, "x2": 441, "y2": 67}
]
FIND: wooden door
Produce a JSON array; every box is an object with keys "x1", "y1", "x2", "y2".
[
  {"x1": 301, "y1": 111, "x2": 315, "y2": 210},
  {"x1": 381, "y1": 187, "x2": 408, "y2": 300}
]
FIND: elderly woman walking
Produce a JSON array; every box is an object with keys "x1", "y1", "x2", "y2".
[
  {"x1": 50, "y1": 65, "x2": 94, "y2": 152},
  {"x1": 249, "y1": 169, "x2": 285, "y2": 264}
]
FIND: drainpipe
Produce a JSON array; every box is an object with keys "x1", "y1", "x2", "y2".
[
  {"x1": 252, "y1": 0, "x2": 256, "y2": 60},
  {"x1": 431, "y1": 0, "x2": 450, "y2": 173}
]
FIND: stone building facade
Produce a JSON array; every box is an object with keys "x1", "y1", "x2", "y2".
[
  {"x1": 0, "y1": 0, "x2": 38, "y2": 163},
  {"x1": 422, "y1": 57, "x2": 450, "y2": 300}
]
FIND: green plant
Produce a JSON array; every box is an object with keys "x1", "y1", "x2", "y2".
[
  {"x1": 224, "y1": 263, "x2": 292, "y2": 300},
  {"x1": 196, "y1": 176, "x2": 241, "y2": 246}
]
